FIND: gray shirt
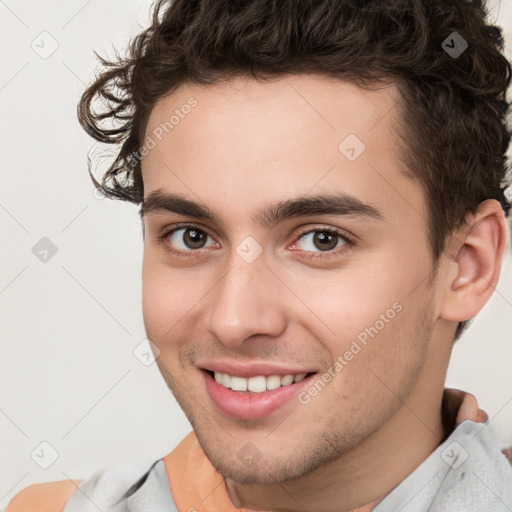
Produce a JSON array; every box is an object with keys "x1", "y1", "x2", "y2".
[{"x1": 63, "y1": 419, "x2": 512, "y2": 512}]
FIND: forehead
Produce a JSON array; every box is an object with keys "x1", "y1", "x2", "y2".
[{"x1": 140, "y1": 74, "x2": 426, "y2": 229}]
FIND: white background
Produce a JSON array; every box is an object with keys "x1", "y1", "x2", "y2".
[{"x1": 1, "y1": 0, "x2": 512, "y2": 508}]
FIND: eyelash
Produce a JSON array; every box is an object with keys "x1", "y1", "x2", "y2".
[{"x1": 157, "y1": 223, "x2": 354, "y2": 261}]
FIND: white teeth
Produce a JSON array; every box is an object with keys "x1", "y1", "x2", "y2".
[
  {"x1": 212, "y1": 371, "x2": 310, "y2": 393},
  {"x1": 230, "y1": 376, "x2": 247, "y2": 391},
  {"x1": 266, "y1": 375, "x2": 282, "y2": 390},
  {"x1": 247, "y1": 376, "x2": 267, "y2": 393},
  {"x1": 280, "y1": 374, "x2": 294, "y2": 386}
]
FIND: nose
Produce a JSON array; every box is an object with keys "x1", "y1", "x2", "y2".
[{"x1": 206, "y1": 252, "x2": 287, "y2": 348}]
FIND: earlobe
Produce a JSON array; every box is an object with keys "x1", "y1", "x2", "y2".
[{"x1": 440, "y1": 199, "x2": 508, "y2": 323}]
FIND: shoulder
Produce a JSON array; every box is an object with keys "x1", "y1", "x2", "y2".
[
  {"x1": 5, "y1": 456, "x2": 161, "y2": 512},
  {"x1": 6, "y1": 480, "x2": 81, "y2": 512}
]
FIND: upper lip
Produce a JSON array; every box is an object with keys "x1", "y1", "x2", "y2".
[{"x1": 198, "y1": 360, "x2": 317, "y2": 378}]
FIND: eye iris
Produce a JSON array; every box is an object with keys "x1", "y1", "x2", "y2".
[
  {"x1": 184, "y1": 228, "x2": 207, "y2": 249},
  {"x1": 314, "y1": 231, "x2": 338, "y2": 251}
]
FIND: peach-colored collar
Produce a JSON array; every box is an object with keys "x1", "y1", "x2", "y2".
[{"x1": 163, "y1": 431, "x2": 384, "y2": 512}]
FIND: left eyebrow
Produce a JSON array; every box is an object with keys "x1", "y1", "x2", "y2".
[{"x1": 140, "y1": 189, "x2": 386, "y2": 228}]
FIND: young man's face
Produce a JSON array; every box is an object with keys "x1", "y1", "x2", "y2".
[{"x1": 140, "y1": 74, "x2": 454, "y2": 484}]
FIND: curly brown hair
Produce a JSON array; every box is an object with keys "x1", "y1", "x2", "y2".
[{"x1": 77, "y1": 0, "x2": 512, "y2": 341}]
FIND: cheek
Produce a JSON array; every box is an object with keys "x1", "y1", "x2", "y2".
[
  {"x1": 294, "y1": 264, "x2": 403, "y2": 344},
  {"x1": 141, "y1": 255, "x2": 211, "y2": 343},
  {"x1": 314, "y1": 299, "x2": 431, "y2": 433},
  {"x1": 142, "y1": 257, "x2": 181, "y2": 341},
  {"x1": 299, "y1": 253, "x2": 431, "y2": 382}
]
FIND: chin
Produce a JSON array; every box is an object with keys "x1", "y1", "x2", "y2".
[
  {"x1": 196, "y1": 429, "x2": 349, "y2": 485},
  {"x1": 210, "y1": 456, "x2": 304, "y2": 485}
]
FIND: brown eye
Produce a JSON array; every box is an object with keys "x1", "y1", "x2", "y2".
[
  {"x1": 289, "y1": 225, "x2": 355, "y2": 261},
  {"x1": 183, "y1": 228, "x2": 207, "y2": 249},
  {"x1": 295, "y1": 229, "x2": 346, "y2": 252},
  {"x1": 166, "y1": 227, "x2": 215, "y2": 251}
]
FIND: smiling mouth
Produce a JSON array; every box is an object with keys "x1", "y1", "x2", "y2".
[{"x1": 203, "y1": 369, "x2": 317, "y2": 393}]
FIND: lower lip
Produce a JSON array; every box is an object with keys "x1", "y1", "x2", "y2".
[{"x1": 202, "y1": 370, "x2": 316, "y2": 420}]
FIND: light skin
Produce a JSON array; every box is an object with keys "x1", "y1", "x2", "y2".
[{"x1": 139, "y1": 74, "x2": 509, "y2": 512}]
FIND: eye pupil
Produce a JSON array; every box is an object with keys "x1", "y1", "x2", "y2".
[
  {"x1": 314, "y1": 231, "x2": 338, "y2": 251},
  {"x1": 184, "y1": 228, "x2": 207, "y2": 248}
]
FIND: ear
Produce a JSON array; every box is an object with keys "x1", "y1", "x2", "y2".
[{"x1": 439, "y1": 199, "x2": 509, "y2": 324}]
